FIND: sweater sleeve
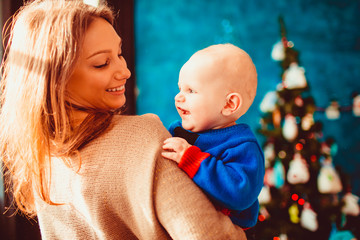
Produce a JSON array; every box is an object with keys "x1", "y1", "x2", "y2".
[
  {"x1": 178, "y1": 146, "x2": 210, "y2": 178},
  {"x1": 186, "y1": 141, "x2": 265, "y2": 211},
  {"x1": 154, "y1": 151, "x2": 247, "y2": 240}
]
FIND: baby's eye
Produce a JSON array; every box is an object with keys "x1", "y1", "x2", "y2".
[
  {"x1": 189, "y1": 89, "x2": 195, "y2": 93},
  {"x1": 94, "y1": 59, "x2": 110, "y2": 68}
]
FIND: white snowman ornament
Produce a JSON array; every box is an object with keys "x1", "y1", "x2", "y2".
[
  {"x1": 342, "y1": 192, "x2": 360, "y2": 216},
  {"x1": 287, "y1": 153, "x2": 310, "y2": 184},
  {"x1": 282, "y1": 114, "x2": 298, "y2": 141},
  {"x1": 317, "y1": 158, "x2": 343, "y2": 194},
  {"x1": 282, "y1": 63, "x2": 307, "y2": 89},
  {"x1": 300, "y1": 202, "x2": 318, "y2": 232}
]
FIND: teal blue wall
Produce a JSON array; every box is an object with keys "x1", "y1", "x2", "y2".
[{"x1": 134, "y1": 0, "x2": 360, "y2": 195}]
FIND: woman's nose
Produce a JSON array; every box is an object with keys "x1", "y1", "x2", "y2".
[
  {"x1": 115, "y1": 57, "x2": 131, "y2": 80},
  {"x1": 115, "y1": 68, "x2": 131, "y2": 80}
]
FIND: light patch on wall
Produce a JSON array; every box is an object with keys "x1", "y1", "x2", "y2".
[{"x1": 83, "y1": 0, "x2": 99, "y2": 7}]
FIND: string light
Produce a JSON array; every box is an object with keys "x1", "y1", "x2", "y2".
[
  {"x1": 291, "y1": 193, "x2": 299, "y2": 201},
  {"x1": 259, "y1": 214, "x2": 266, "y2": 222},
  {"x1": 295, "y1": 143, "x2": 303, "y2": 151},
  {"x1": 278, "y1": 150, "x2": 286, "y2": 158}
]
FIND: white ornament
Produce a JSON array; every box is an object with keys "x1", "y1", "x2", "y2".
[
  {"x1": 264, "y1": 143, "x2": 275, "y2": 168},
  {"x1": 271, "y1": 41, "x2": 285, "y2": 61},
  {"x1": 260, "y1": 91, "x2": 278, "y2": 113},
  {"x1": 317, "y1": 158, "x2": 343, "y2": 194},
  {"x1": 325, "y1": 101, "x2": 340, "y2": 120},
  {"x1": 287, "y1": 153, "x2": 310, "y2": 184},
  {"x1": 353, "y1": 94, "x2": 360, "y2": 117},
  {"x1": 283, "y1": 63, "x2": 307, "y2": 89},
  {"x1": 342, "y1": 193, "x2": 360, "y2": 216},
  {"x1": 279, "y1": 233, "x2": 288, "y2": 240},
  {"x1": 282, "y1": 114, "x2": 298, "y2": 141},
  {"x1": 258, "y1": 185, "x2": 271, "y2": 204},
  {"x1": 300, "y1": 202, "x2": 318, "y2": 232},
  {"x1": 301, "y1": 113, "x2": 314, "y2": 131}
]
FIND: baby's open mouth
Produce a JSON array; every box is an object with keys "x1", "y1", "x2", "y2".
[{"x1": 177, "y1": 106, "x2": 190, "y2": 115}]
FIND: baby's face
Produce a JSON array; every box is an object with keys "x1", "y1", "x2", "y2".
[{"x1": 174, "y1": 54, "x2": 232, "y2": 132}]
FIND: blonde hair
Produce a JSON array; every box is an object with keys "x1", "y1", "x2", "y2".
[{"x1": 0, "y1": 0, "x2": 115, "y2": 216}]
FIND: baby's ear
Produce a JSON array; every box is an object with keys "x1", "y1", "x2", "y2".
[{"x1": 222, "y1": 93, "x2": 242, "y2": 116}]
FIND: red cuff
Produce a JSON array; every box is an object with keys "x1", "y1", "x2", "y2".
[{"x1": 178, "y1": 146, "x2": 210, "y2": 178}]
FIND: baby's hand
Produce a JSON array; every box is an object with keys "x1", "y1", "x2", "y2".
[{"x1": 162, "y1": 137, "x2": 191, "y2": 163}]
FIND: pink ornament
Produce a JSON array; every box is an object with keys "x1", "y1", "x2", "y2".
[
  {"x1": 353, "y1": 94, "x2": 360, "y2": 117},
  {"x1": 264, "y1": 168, "x2": 275, "y2": 187}
]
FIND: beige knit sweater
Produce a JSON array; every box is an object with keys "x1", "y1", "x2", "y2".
[{"x1": 35, "y1": 114, "x2": 246, "y2": 240}]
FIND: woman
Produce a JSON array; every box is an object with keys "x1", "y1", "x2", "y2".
[{"x1": 0, "y1": 0, "x2": 246, "y2": 239}]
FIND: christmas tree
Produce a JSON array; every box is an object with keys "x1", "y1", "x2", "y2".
[{"x1": 256, "y1": 17, "x2": 360, "y2": 240}]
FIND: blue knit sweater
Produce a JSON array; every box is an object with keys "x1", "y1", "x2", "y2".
[{"x1": 169, "y1": 120, "x2": 265, "y2": 228}]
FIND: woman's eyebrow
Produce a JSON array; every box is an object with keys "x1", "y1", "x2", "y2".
[
  {"x1": 86, "y1": 40, "x2": 122, "y2": 59},
  {"x1": 86, "y1": 49, "x2": 111, "y2": 59}
]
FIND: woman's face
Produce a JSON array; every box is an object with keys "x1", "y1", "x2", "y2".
[{"x1": 66, "y1": 17, "x2": 131, "y2": 110}]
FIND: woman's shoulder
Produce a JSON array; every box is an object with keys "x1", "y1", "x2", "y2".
[
  {"x1": 109, "y1": 113, "x2": 169, "y2": 138},
  {"x1": 111, "y1": 113, "x2": 161, "y2": 127},
  {"x1": 81, "y1": 113, "x2": 170, "y2": 157}
]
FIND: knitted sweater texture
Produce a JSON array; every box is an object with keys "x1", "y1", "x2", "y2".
[
  {"x1": 169, "y1": 120, "x2": 265, "y2": 228},
  {"x1": 35, "y1": 114, "x2": 246, "y2": 240}
]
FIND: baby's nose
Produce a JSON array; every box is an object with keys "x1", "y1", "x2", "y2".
[{"x1": 175, "y1": 92, "x2": 184, "y2": 102}]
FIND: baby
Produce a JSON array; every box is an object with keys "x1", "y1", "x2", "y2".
[{"x1": 162, "y1": 44, "x2": 265, "y2": 231}]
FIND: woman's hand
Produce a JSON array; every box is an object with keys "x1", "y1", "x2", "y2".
[{"x1": 162, "y1": 137, "x2": 191, "y2": 163}]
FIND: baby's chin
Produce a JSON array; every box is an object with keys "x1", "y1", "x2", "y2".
[
  {"x1": 181, "y1": 122, "x2": 204, "y2": 133},
  {"x1": 181, "y1": 122, "x2": 196, "y2": 132}
]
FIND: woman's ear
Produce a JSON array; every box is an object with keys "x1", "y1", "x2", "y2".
[{"x1": 222, "y1": 93, "x2": 242, "y2": 116}]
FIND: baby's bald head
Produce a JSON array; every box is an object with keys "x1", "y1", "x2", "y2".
[{"x1": 190, "y1": 44, "x2": 258, "y2": 118}]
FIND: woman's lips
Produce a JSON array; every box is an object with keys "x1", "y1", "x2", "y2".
[{"x1": 106, "y1": 85, "x2": 125, "y2": 92}]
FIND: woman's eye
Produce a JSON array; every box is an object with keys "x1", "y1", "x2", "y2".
[
  {"x1": 118, "y1": 54, "x2": 123, "y2": 59},
  {"x1": 94, "y1": 60, "x2": 110, "y2": 69}
]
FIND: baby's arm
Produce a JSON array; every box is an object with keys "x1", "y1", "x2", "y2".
[
  {"x1": 162, "y1": 138, "x2": 211, "y2": 179},
  {"x1": 164, "y1": 139, "x2": 264, "y2": 210},
  {"x1": 162, "y1": 137, "x2": 191, "y2": 163},
  {"x1": 192, "y1": 142, "x2": 264, "y2": 210}
]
